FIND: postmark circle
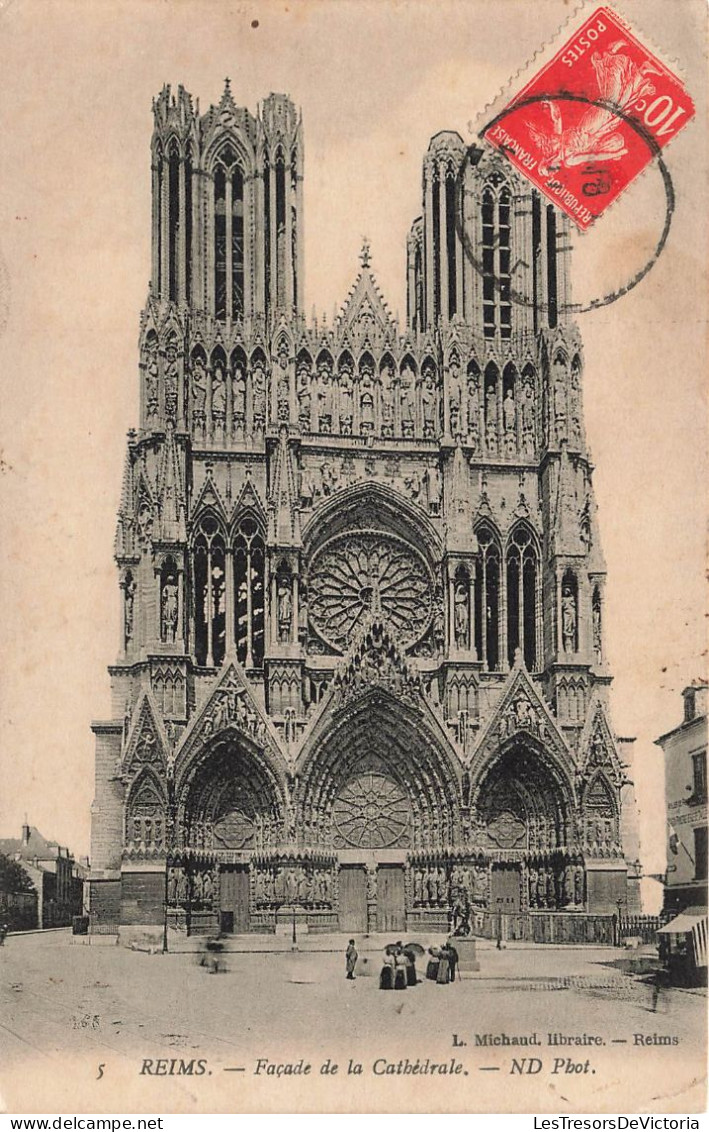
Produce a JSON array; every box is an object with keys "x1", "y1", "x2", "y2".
[{"x1": 454, "y1": 92, "x2": 675, "y2": 314}]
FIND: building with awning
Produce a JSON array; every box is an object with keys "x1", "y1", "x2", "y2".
[
  {"x1": 657, "y1": 905, "x2": 708, "y2": 977},
  {"x1": 656, "y1": 684, "x2": 707, "y2": 917}
]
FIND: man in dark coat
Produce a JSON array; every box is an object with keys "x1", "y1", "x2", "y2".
[{"x1": 345, "y1": 939, "x2": 358, "y2": 979}]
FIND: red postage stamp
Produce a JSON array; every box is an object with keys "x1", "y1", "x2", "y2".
[{"x1": 483, "y1": 6, "x2": 695, "y2": 229}]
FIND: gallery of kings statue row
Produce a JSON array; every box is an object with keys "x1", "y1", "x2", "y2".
[{"x1": 88, "y1": 82, "x2": 643, "y2": 941}]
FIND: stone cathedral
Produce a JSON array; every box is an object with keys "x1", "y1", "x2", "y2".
[{"x1": 89, "y1": 82, "x2": 642, "y2": 937}]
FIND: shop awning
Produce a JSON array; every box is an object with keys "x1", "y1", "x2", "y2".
[{"x1": 657, "y1": 906, "x2": 708, "y2": 934}]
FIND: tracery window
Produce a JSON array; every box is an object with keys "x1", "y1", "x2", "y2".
[
  {"x1": 213, "y1": 146, "x2": 246, "y2": 321},
  {"x1": 193, "y1": 516, "x2": 226, "y2": 667},
  {"x1": 474, "y1": 523, "x2": 501, "y2": 671},
  {"x1": 506, "y1": 525, "x2": 538, "y2": 670},
  {"x1": 234, "y1": 515, "x2": 265, "y2": 668},
  {"x1": 167, "y1": 141, "x2": 180, "y2": 302},
  {"x1": 482, "y1": 182, "x2": 512, "y2": 339}
]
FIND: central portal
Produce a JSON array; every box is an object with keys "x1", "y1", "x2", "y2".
[
  {"x1": 490, "y1": 862, "x2": 522, "y2": 913},
  {"x1": 220, "y1": 865, "x2": 250, "y2": 933}
]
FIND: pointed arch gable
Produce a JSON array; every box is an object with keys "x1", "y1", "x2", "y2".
[
  {"x1": 173, "y1": 661, "x2": 289, "y2": 793},
  {"x1": 295, "y1": 619, "x2": 464, "y2": 786},
  {"x1": 204, "y1": 130, "x2": 256, "y2": 177},
  {"x1": 468, "y1": 658, "x2": 576, "y2": 797},
  {"x1": 190, "y1": 478, "x2": 229, "y2": 534},
  {"x1": 120, "y1": 689, "x2": 169, "y2": 778},
  {"x1": 231, "y1": 477, "x2": 267, "y2": 529}
]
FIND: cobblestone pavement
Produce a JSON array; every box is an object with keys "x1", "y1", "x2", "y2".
[{"x1": 0, "y1": 931, "x2": 705, "y2": 1114}]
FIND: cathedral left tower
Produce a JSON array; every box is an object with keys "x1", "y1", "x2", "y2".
[{"x1": 89, "y1": 83, "x2": 304, "y2": 926}]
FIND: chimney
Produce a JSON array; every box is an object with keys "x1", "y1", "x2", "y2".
[{"x1": 21, "y1": 814, "x2": 30, "y2": 846}]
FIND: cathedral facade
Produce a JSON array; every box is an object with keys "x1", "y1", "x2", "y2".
[{"x1": 88, "y1": 82, "x2": 641, "y2": 936}]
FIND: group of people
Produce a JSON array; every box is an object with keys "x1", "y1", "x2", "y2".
[
  {"x1": 344, "y1": 938, "x2": 460, "y2": 988},
  {"x1": 379, "y1": 942, "x2": 420, "y2": 990},
  {"x1": 425, "y1": 942, "x2": 459, "y2": 984}
]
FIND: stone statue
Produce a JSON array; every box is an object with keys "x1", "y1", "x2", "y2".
[
  {"x1": 277, "y1": 577, "x2": 293, "y2": 642},
  {"x1": 467, "y1": 373, "x2": 480, "y2": 439},
  {"x1": 553, "y1": 360, "x2": 567, "y2": 440},
  {"x1": 536, "y1": 868, "x2": 547, "y2": 908},
  {"x1": 424, "y1": 463, "x2": 441, "y2": 514},
  {"x1": 338, "y1": 367, "x2": 353, "y2": 434},
  {"x1": 404, "y1": 469, "x2": 422, "y2": 505},
  {"x1": 528, "y1": 868, "x2": 538, "y2": 908},
  {"x1": 561, "y1": 586, "x2": 577, "y2": 652},
  {"x1": 252, "y1": 360, "x2": 267, "y2": 427},
  {"x1": 191, "y1": 357, "x2": 207, "y2": 414},
  {"x1": 232, "y1": 364, "x2": 246, "y2": 420},
  {"x1": 448, "y1": 361, "x2": 461, "y2": 436},
  {"x1": 380, "y1": 364, "x2": 394, "y2": 437},
  {"x1": 421, "y1": 370, "x2": 438, "y2": 438},
  {"x1": 164, "y1": 345, "x2": 179, "y2": 418},
  {"x1": 276, "y1": 347, "x2": 290, "y2": 421},
  {"x1": 485, "y1": 386, "x2": 498, "y2": 451},
  {"x1": 426, "y1": 869, "x2": 436, "y2": 903},
  {"x1": 503, "y1": 388, "x2": 516, "y2": 452},
  {"x1": 400, "y1": 363, "x2": 415, "y2": 433},
  {"x1": 317, "y1": 361, "x2": 334, "y2": 432},
  {"x1": 436, "y1": 867, "x2": 447, "y2": 904},
  {"x1": 145, "y1": 346, "x2": 160, "y2": 417},
  {"x1": 454, "y1": 580, "x2": 469, "y2": 648},
  {"x1": 593, "y1": 600, "x2": 602, "y2": 663},
  {"x1": 574, "y1": 866, "x2": 584, "y2": 906},
  {"x1": 161, "y1": 575, "x2": 178, "y2": 643},
  {"x1": 360, "y1": 389, "x2": 374, "y2": 434},
  {"x1": 212, "y1": 363, "x2": 226, "y2": 418},
  {"x1": 124, "y1": 575, "x2": 136, "y2": 642}
]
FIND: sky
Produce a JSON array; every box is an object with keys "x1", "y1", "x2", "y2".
[{"x1": 0, "y1": 0, "x2": 705, "y2": 902}]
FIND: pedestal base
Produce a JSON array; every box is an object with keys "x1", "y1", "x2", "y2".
[{"x1": 449, "y1": 935, "x2": 480, "y2": 972}]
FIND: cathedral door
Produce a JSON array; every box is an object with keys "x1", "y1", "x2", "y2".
[
  {"x1": 220, "y1": 865, "x2": 250, "y2": 934},
  {"x1": 377, "y1": 866, "x2": 405, "y2": 934},
  {"x1": 490, "y1": 863, "x2": 522, "y2": 913},
  {"x1": 338, "y1": 866, "x2": 367, "y2": 933}
]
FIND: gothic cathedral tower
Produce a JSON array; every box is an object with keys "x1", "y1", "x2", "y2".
[{"x1": 89, "y1": 84, "x2": 641, "y2": 936}]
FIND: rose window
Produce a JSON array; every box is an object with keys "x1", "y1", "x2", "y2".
[
  {"x1": 308, "y1": 531, "x2": 432, "y2": 651},
  {"x1": 333, "y1": 773, "x2": 410, "y2": 848}
]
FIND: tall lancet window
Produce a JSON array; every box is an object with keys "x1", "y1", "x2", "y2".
[
  {"x1": 193, "y1": 515, "x2": 226, "y2": 668},
  {"x1": 214, "y1": 166, "x2": 227, "y2": 320},
  {"x1": 231, "y1": 165, "x2": 244, "y2": 318},
  {"x1": 168, "y1": 142, "x2": 180, "y2": 303},
  {"x1": 234, "y1": 515, "x2": 265, "y2": 668},
  {"x1": 474, "y1": 523, "x2": 501, "y2": 671},
  {"x1": 445, "y1": 171, "x2": 457, "y2": 319},
  {"x1": 291, "y1": 153, "x2": 299, "y2": 310},
  {"x1": 482, "y1": 180, "x2": 512, "y2": 339},
  {"x1": 213, "y1": 145, "x2": 245, "y2": 322},
  {"x1": 275, "y1": 153, "x2": 286, "y2": 308},
  {"x1": 506, "y1": 524, "x2": 537, "y2": 670}
]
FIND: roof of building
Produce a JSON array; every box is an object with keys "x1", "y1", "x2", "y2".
[{"x1": 0, "y1": 826, "x2": 72, "y2": 864}]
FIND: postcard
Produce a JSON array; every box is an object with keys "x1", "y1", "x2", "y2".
[{"x1": 0, "y1": 0, "x2": 706, "y2": 1116}]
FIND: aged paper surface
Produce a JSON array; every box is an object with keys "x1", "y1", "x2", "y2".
[{"x1": 0, "y1": 0, "x2": 706, "y2": 1116}]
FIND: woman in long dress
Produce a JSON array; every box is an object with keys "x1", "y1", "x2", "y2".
[
  {"x1": 394, "y1": 948, "x2": 408, "y2": 990},
  {"x1": 379, "y1": 947, "x2": 395, "y2": 990}
]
